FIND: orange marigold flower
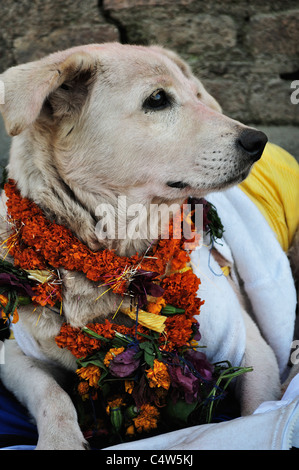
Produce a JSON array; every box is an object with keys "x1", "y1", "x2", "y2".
[
  {"x1": 55, "y1": 323, "x2": 102, "y2": 358},
  {"x1": 106, "y1": 397, "x2": 125, "y2": 414},
  {"x1": 76, "y1": 364, "x2": 101, "y2": 388},
  {"x1": 104, "y1": 347, "x2": 125, "y2": 367},
  {"x1": 133, "y1": 404, "x2": 160, "y2": 434},
  {"x1": 146, "y1": 297, "x2": 166, "y2": 315},
  {"x1": 170, "y1": 249, "x2": 190, "y2": 271},
  {"x1": 4, "y1": 180, "x2": 140, "y2": 290},
  {"x1": 146, "y1": 360, "x2": 171, "y2": 390},
  {"x1": 125, "y1": 424, "x2": 135, "y2": 436},
  {"x1": 31, "y1": 283, "x2": 62, "y2": 307},
  {"x1": 162, "y1": 315, "x2": 196, "y2": 351},
  {"x1": 77, "y1": 381, "x2": 90, "y2": 399},
  {"x1": 91, "y1": 319, "x2": 115, "y2": 340},
  {"x1": 161, "y1": 269, "x2": 203, "y2": 318}
]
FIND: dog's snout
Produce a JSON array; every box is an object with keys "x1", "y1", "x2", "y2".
[{"x1": 237, "y1": 129, "x2": 268, "y2": 162}]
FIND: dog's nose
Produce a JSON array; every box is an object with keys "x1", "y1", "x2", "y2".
[{"x1": 237, "y1": 129, "x2": 268, "y2": 162}]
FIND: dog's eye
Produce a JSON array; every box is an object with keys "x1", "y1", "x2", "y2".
[
  {"x1": 60, "y1": 83, "x2": 70, "y2": 90},
  {"x1": 143, "y1": 89, "x2": 169, "y2": 110}
]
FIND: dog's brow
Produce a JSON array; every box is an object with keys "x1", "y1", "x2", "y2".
[{"x1": 147, "y1": 76, "x2": 174, "y2": 89}]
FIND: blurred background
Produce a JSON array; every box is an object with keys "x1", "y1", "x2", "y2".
[{"x1": 0, "y1": 0, "x2": 298, "y2": 166}]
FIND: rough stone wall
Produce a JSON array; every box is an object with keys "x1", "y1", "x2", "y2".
[
  {"x1": 103, "y1": 0, "x2": 299, "y2": 126},
  {"x1": 0, "y1": 0, "x2": 118, "y2": 69},
  {"x1": 0, "y1": 0, "x2": 298, "y2": 163}
]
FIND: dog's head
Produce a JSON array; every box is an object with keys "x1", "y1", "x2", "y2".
[
  {"x1": 0, "y1": 43, "x2": 267, "y2": 198},
  {"x1": 0, "y1": 43, "x2": 267, "y2": 253}
]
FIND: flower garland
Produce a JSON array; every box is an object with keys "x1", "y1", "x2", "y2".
[{"x1": 0, "y1": 179, "x2": 251, "y2": 446}]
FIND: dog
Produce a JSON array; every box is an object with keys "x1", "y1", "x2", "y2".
[{"x1": 0, "y1": 43, "x2": 293, "y2": 449}]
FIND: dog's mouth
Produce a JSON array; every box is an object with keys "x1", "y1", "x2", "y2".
[
  {"x1": 166, "y1": 181, "x2": 190, "y2": 189},
  {"x1": 166, "y1": 163, "x2": 252, "y2": 193}
]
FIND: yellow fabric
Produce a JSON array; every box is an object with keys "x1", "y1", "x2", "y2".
[
  {"x1": 121, "y1": 306, "x2": 167, "y2": 333},
  {"x1": 221, "y1": 266, "x2": 230, "y2": 277},
  {"x1": 239, "y1": 142, "x2": 299, "y2": 252}
]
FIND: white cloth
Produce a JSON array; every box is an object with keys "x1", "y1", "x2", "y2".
[
  {"x1": 191, "y1": 240, "x2": 246, "y2": 368},
  {"x1": 207, "y1": 186, "x2": 296, "y2": 377}
]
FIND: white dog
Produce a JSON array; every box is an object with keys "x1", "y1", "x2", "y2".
[{"x1": 0, "y1": 43, "x2": 289, "y2": 449}]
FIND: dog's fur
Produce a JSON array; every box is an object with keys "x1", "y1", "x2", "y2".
[{"x1": 0, "y1": 43, "x2": 289, "y2": 449}]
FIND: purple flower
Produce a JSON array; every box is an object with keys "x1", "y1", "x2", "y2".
[
  {"x1": 167, "y1": 351, "x2": 214, "y2": 404},
  {"x1": 192, "y1": 322, "x2": 201, "y2": 342},
  {"x1": 129, "y1": 269, "x2": 164, "y2": 308},
  {"x1": 109, "y1": 347, "x2": 141, "y2": 378},
  {"x1": 168, "y1": 359, "x2": 200, "y2": 404},
  {"x1": 184, "y1": 349, "x2": 214, "y2": 382},
  {"x1": 0, "y1": 273, "x2": 34, "y2": 297}
]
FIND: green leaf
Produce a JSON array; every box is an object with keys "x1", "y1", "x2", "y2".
[
  {"x1": 206, "y1": 201, "x2": 225, "y2": 242},
  {"x1": 99, "y1": 381, "x2": 111, "y2": 398},
  {"x1": 139, "y1": 342, "x2": 156, "y2": 368},
  {"x1": 165, "y1": 399, "x2": 198, "y2": 425},
  {"x1": 98, "y1": 369, "x2": 109, "y2": 387},
  {"x1": 111, "y1": 335, "x2": 132, "y2": 348},
  {"x1": 77, "y1": 353, "x2": 107, "y2": 370},
  {"x1": 17, "y1": 296, "x2": 32, "y2": 306},
  {"x1": 81, "y1": 326, "x2": 110, "y2": 342},
  {"x1": 0, "y1": 258, "x2": 31, "y2": 282},
  {"x1": 161, "y1": 305, "x2": 185, "y2": 315}
]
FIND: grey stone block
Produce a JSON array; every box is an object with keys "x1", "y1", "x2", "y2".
[{"x1": 254, "y1": 125, "x2": 299, "y2": 162}]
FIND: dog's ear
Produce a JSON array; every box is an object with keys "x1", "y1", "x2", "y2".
[{"x1": 0, "y1": 51, "x2": 96, "y2": 136}]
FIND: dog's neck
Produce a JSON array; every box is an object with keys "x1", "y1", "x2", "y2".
[
  {"x1": 7, "y1": 135, "x2": 186, "y2": 258},
  {"x1": 69, "y1": 183, "x2": 186, "y2": 257}
]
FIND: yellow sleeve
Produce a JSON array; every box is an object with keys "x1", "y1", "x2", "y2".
[{"x1": 239, "y1": 142, "x2": 299, "y2": 252}]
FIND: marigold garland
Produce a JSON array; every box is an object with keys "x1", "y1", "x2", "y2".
[{"x1": 1, "y1": 178, "x2": 252, "y2": 446}]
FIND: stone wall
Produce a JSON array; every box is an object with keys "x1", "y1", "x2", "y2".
[
  {"x1": 103, "y1": 0, "x2": 299, "y2": 126},
  {"x1": 0, "y1": 0, "x2": 298, "y2": 163}
]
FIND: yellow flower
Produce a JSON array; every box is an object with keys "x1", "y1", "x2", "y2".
[
  {"x1": 189, "y1": 339, "x2": 199, "y2": 350},
  {"x1": 146, "y1": 359, "x2": 171, "y2": 390},
  {"x1": 106, "y1": 397, "x2": 125, "y2": 415},
  {"x1": 104, "y1": 347, "x2": 125, "y2": 367},
  {"x1": 133, "y1": 404, "x2": 160, "y2": 433},
  {"x1": 76, "y1": 364, "x2": 101, "y2": 388}
]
